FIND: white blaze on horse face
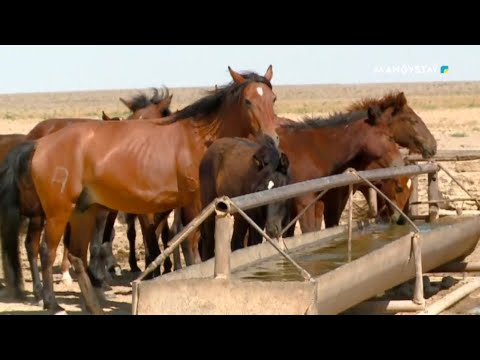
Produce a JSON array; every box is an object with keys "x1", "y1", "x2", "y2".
[
  {"x1": 268, "y1": 180, "x2": 275, "y2": 190},
  {"x1": 257, "y1": 87, "x2": 264, "y2": 97},
  {"x1": 407, "y1": 178, "x2": 412, "y2": 189}
]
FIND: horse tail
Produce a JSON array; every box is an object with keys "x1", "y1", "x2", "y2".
[{"x1": 0, "y1": 141, "x2": 37, "y2": 298}]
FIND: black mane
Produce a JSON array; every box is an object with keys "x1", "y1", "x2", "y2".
[
  {"x1": 172, "y1": 72, "x2": 272, "y2": 122},
  {"x1": 127, "y1": 87, "x2": 171, "y2": 112},
  {"x1": 280, "y1": 110, "x2": 369, "y2": 130}
]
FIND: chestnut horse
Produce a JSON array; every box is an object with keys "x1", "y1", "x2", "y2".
[
  {"x1": 0, "y1": 65, "x2": 278, "y2": 314},
  {"x1": 321, "y1": 92, "x2": 436, "y2": 229},
  {"x1": 199, "y1": 134, "x2": 290, "y2": 261},
  {"x1": 1, "y1": 88, "x2": 174, "y2": 303},
  {"x1": 277, "y1": 106, "x2": 405, "y2": 236}
]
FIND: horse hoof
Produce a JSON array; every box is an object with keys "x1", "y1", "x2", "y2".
[
  {"x1": 61, "y1": 272, "x2": 73, "y2": 286},
  {"x1": 54, "y1": 310, "x2": 68, "y2": 315},
  {"x1": 35, "y1": 299, "x2": 44, "y2": 308}
]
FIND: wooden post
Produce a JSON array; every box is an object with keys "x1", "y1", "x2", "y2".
[
  {"x1": 214, "y1": 209, "x2": 234, "y2": 280},
  {"x1": 428, "y1": 171, "x2": 440, "y2": 222},
  {"x1": 409, "y1": 175, "x2": 419, "y2": 217},
  {"x1": 412, "y1": 233, "x2": 425, "y2": 306}
]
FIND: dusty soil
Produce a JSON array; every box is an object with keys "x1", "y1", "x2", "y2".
[{"x1": 1, "y1": 82, "x2": 480, "y2": 315}]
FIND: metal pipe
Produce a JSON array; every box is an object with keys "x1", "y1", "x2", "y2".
[
  {"x1": 214, "y1": 210, "x2": 234, "y2": 280},
  {"x1": 348, "y1": 185, "x2": 353, "y2": 263},
  {"x1": 405, "y1": 150, "x2": 480, "y2": 162},
  {"x1": 409, "y1": 175, "x2": 419, "y2": 217},
  {"x1": 433, "y1": 261, "x2": 480, "y2": 272},
  {"x1": 438, "y1": 163, "x2": 480, "y2": 209},
  {"x1": 230, "y1": 164, "x2": 439, "y2": 213},
  {"x1": 418, "y1": 278, "x2": 480, "y2": 315},
  {"x1": 280, "y1": 189, "x2": 327, "y2": 237},
  {"x1": 428, "y1": 171, "x2": 440, "y2": 222},
  {"x1": 410, "y1": 198, "x2": 478, "y2": 205},
  {"x1": 227, "y1": 199, "x2": 314, "y2": 282},
  {"x1": 347, "y1": 300, "x2": 425, "y2": 314},
  {"x1": 134, "y1": 201, "x2": 216, "y2": 282},
  {"x1": 368, "y1": 188, "x2": 378, "y2": 217}
]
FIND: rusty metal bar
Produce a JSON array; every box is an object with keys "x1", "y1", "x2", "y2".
[
  {"x1": 405, "y1": 150, "x2": 480, "y2": 162},
  {"x1": 418, "y1": 278, "x2": 480, "y2": 315},
  {"x1": 438, "y1": 163, "x2": 480, "y2": 209},
  {"x1": 134, "y1": 201, "x2": 217, "y2": 282},
  {"x1": 347, "y1": 300, "x2": 425, "y2": 314},
  {"x1": 410, "y1": 197, "x2": 478, "y2": 205},
  {"x1": 224, "y1": 199, "x2": 314, "y2": 282},
  {"x1": 280, "y1": 189, "x2": 327, "y2": 237},
  {"x1": 229, "y1": 164, "x2": 439, "y2": 213}
]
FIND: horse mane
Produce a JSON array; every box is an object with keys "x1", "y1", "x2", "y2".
[
  {"x1": 280, "y1": 110, "x2": 369, "y2": 130},
  {"x1": 125, "y1": 87, "x2": 171, "y2": 112},
  {"x1": 171, "y1": 72, "x2": 272, "y2": 122},
  {"x1": 346, "y1": 91, "x2": 406, "y2": 112}
]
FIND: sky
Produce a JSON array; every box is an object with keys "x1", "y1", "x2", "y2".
[{"x1": 0, "y1": 45, "x2": 478, "y2": 94}]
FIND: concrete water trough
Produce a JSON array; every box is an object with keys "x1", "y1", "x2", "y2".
[
  {"x1": 131, "y1": 163, "x2": 480, "y2": 315},
  {"x1": 132, "y1": 216, "x2": 480, "y2": 315}
]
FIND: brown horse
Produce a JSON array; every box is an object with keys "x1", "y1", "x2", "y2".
[
  {"x1": 277, "y1": 106, "x2": 405, "y2": 236},
  {"x1": 199, "y1": 134, "x2": 290, "y2": 261},
  {"x1": 321, "y1": 92, "x2": 436, "y2": 229},
  {"x1": 0, "y1": 65, "x2": 278, "y2": 314},
  {"x1": 90, "y1": 87, "x2": 178, "y2": 277},
  {"x1": 0, "y1": 114, "x2": 122, "y2": 302}
]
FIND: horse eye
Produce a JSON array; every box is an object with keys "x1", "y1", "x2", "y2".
[
  {"x1": 396, "y1": 186, "x2": 403, "y2": 193},
  {"x1": 245, "y1": 99, "x2": 252, "y2": 106}
]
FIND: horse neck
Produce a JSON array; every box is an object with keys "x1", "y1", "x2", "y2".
[
  {"x1": 188, "y1": 103, "x2": 251, "y2": 143},
  {"x1": 311, "y1": 121, "x2": 370, "y2": 174}
]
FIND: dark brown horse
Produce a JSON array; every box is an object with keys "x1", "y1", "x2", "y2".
[
  {"x1": 321, "y1": 92, "x2": 436, "y2": 229},
  {"x1": 199, "y1": 134, "x2": 290, "y2": 261},
  {"x1": 277, "y1": 106, "x2": 405, "y2": 236},
  {"x1": 0, "y1": 66, "x2": 279, "y2": 314}
]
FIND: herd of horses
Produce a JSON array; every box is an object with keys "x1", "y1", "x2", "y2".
[{"x1": 0, "y1": 65, "x2": 437, "y2": 315}]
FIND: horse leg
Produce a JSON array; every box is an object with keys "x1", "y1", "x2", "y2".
[
  {"x1": 170, "y1": 208, "x2": 183, "y2": 270},
  {"x1": 323, "y1": 188, "x2": 349, "y2": 228},
  {"x1": 126, "y1": 213, "x2": 141, "y2": 273},
  {"x1": 182, "y1": 200, "x2": 203, "y2": 264},
  {"x1": 296, "y1": 193, "x2": 322, "y2": 233},
  {"x1": 67, "y1": 206, "x2": 106, "y2": 314},
  {"x1": 232, "y1": 213, "x2": 249, "y2": 250},
  {"x1": 138, "y1": 213, "x2": 162, "y2": 279},
  {"x1": 60, "y1": 224, "x2": 73, "y2": 286},
  {"x1": 154, "y1": 213, "x2": 172, "y2": 274},
  {"x1": 39, "y1": 213, "x2": 71, "y2": 314},
  {"x1": 102, "y1": 210, "x2": 122, "y2": 276},
  {"x1": 24, "y1": 215, "x2": 44, "y2": 303},
  {"x1": 247, "y1": 208, "x2": 267, "y2": 246}
]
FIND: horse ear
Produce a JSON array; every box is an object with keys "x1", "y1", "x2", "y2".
[
  {"x1": 278, "y1": 152, "x2": 289, "y2": 174},
  {"x1": 395, "y1": 92, "x2": 407, "y2": 111},
  {"x1": 159, "y1": 94, "x2": 173, "y2": 108},
  {"x1": 119, "y1": 97, "x2": 134, "y2": 111},
  {"x1": 264, "y1": 65, "x2": 273, "y2": 82},
  {"x1": 366, "y1": 106, "x2": 381, "y2": 126},
  {"x1": 228, "y1": 66, "x2": 246, "y2": 84}
]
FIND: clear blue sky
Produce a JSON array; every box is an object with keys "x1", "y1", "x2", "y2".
[{"x1": 0, "y1": 45, "x2": 478, "y2": 94}]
